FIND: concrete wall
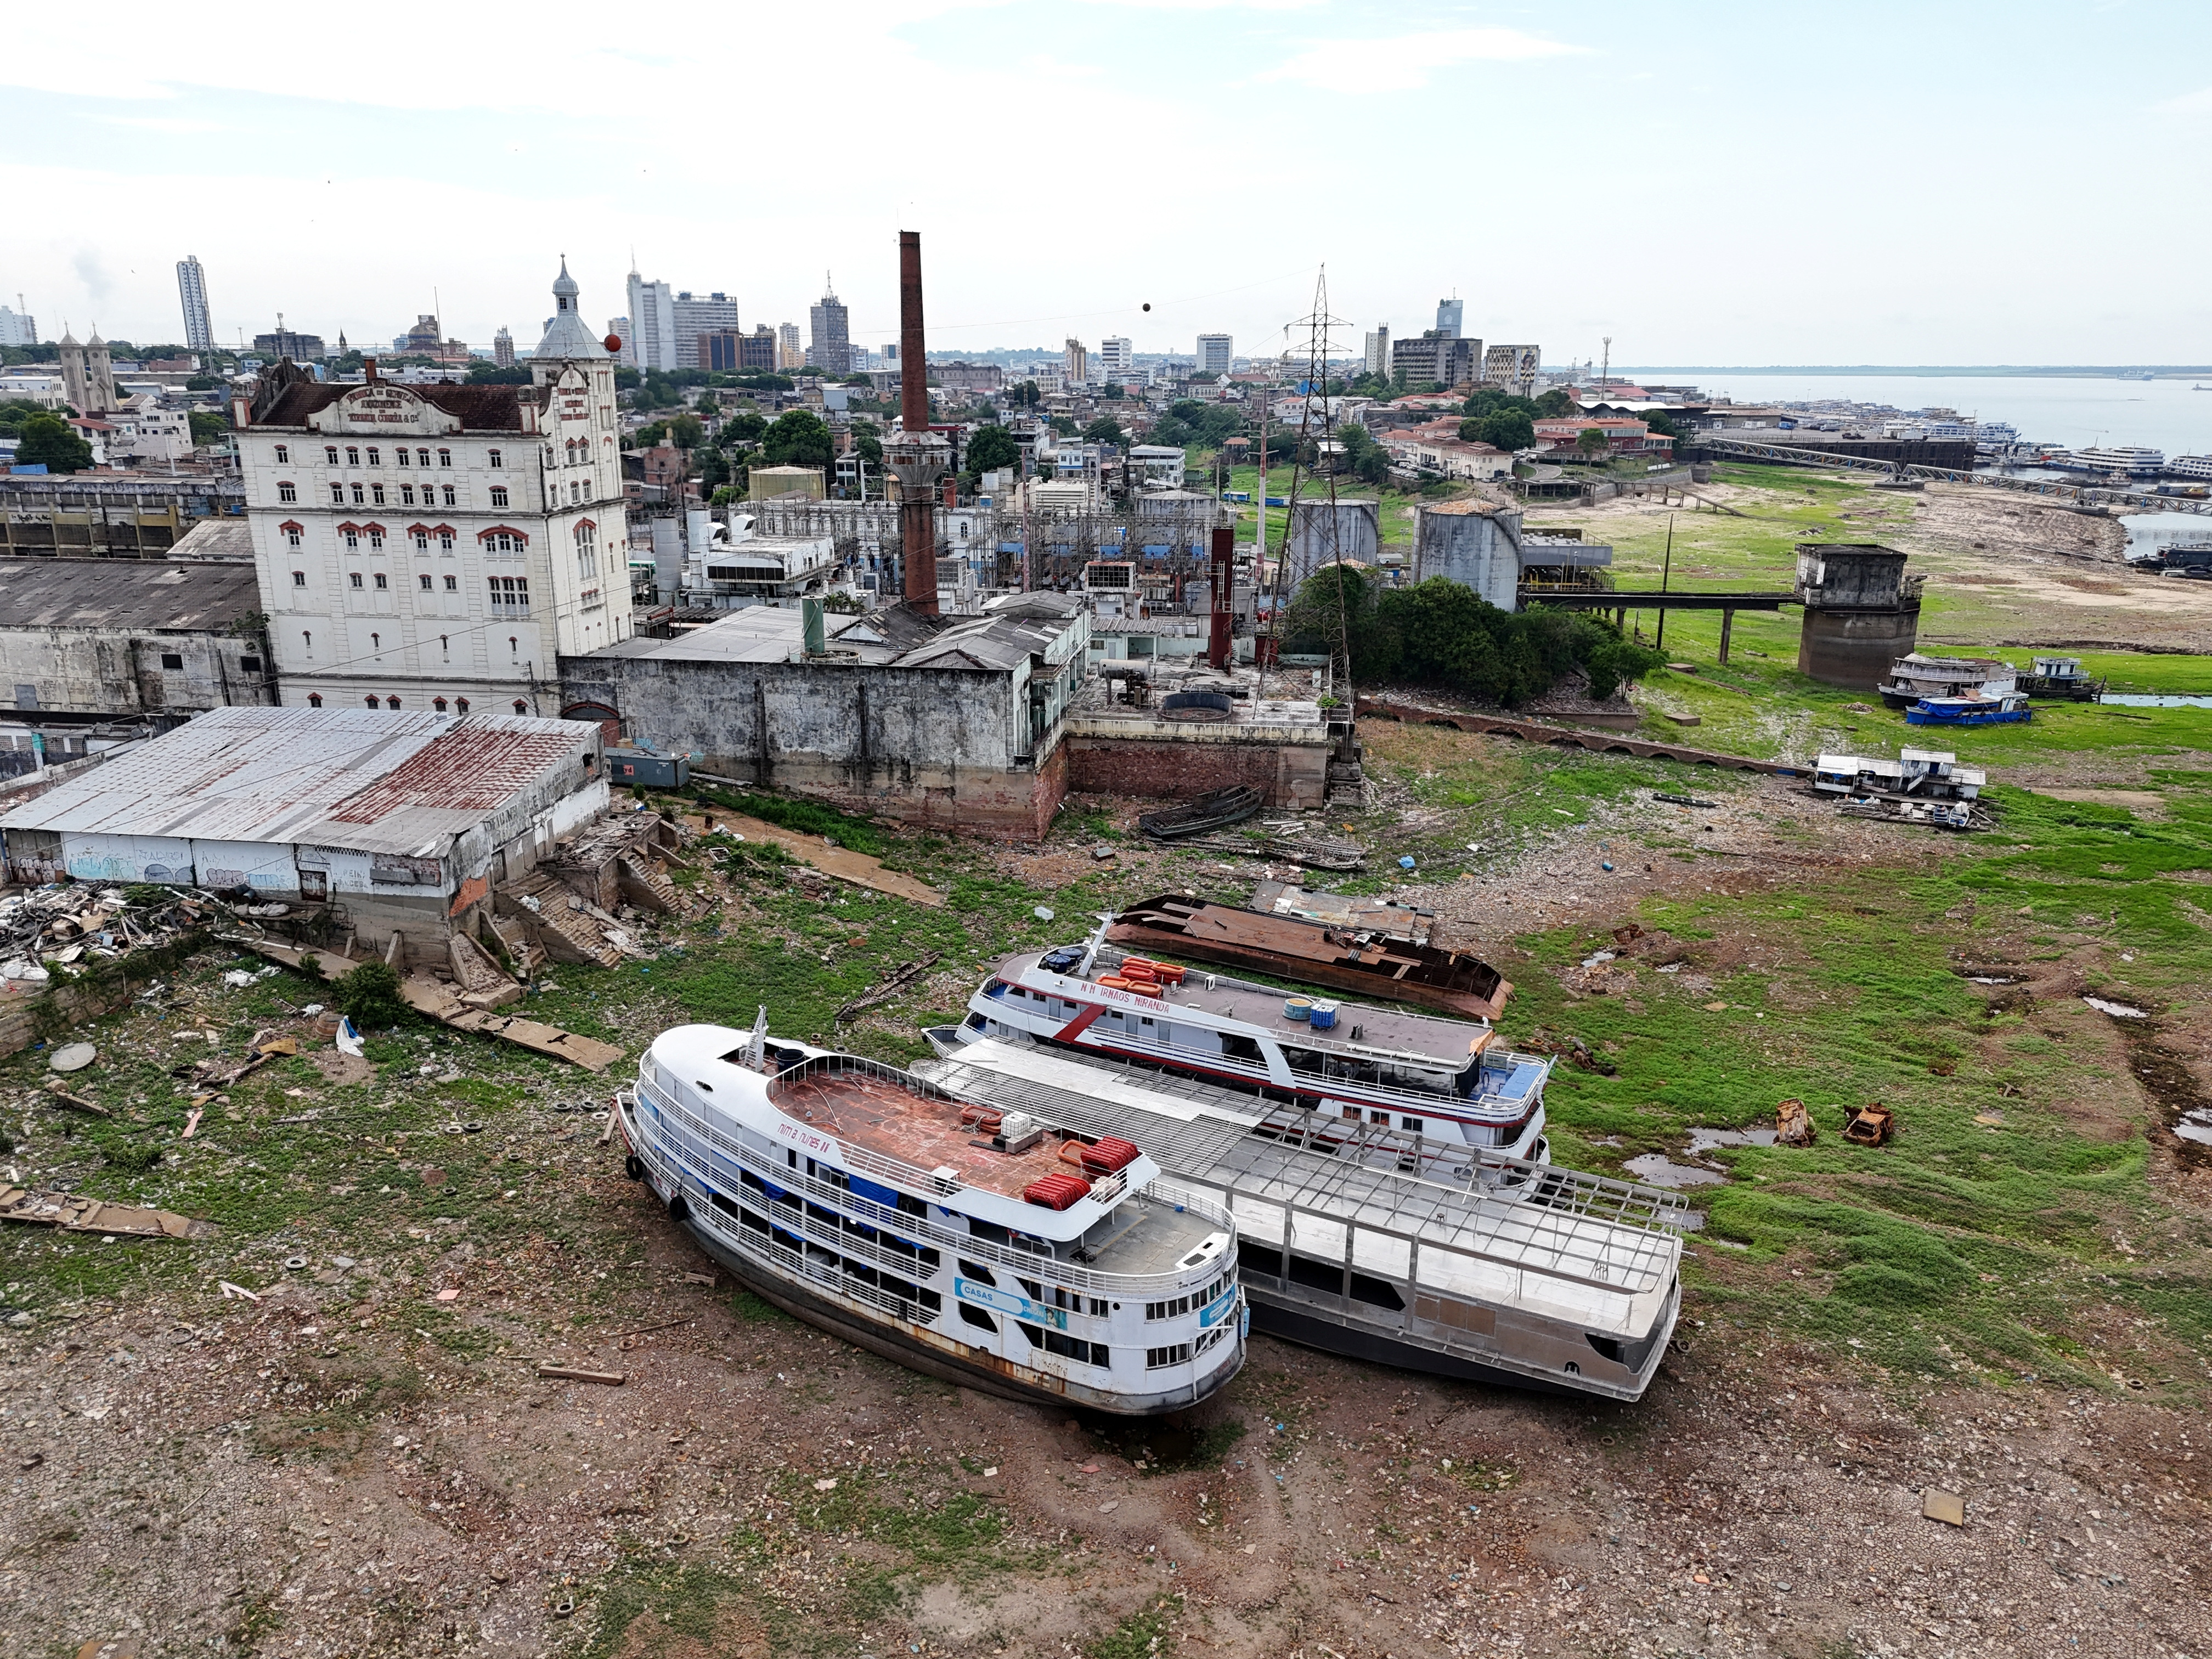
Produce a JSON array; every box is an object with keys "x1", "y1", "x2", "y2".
[
  {"x1": 0, "y1": 627, "x2": 277, "y2": 716},
  {"x1": 1414, "y1": 506, "x2": 1522, "y2": 610},
  {"x1": 1285, "y1": 500, "x2": 1380, "y2": 588},
  {"x1": 1798, "y1": 603, "x2": 1921, "y2": 691},
  {"x1": 561, "y1": 653, "x2": 1065, "y2": 839}
]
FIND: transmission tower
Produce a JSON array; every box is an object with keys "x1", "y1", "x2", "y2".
[{"x1": 1261, "y1": 267, "x2": 1356, "y2": 702}]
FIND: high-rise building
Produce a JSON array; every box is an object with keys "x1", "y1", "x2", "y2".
[
  {"x1": 238, "y1": 261, "x2": 635, "y2": 710},
  {"x1": 1098, "y1": 336, "x2": 1132, "y2": 380},
  {"x1": 1363, "y1": 327, "x2": 1390, "y2": 378},
  {"x1": 808, "y1": 281, "x2": 850, "y2": 374},
  {"x1": 670, "y1": 291, "x2": 738, "y2": 369},
  {"x1": 0, "y1": 302, "x2": 36, "y2": 348},
  {"x1": 1195, "y1": 334, "x2": 1232, "y2": 376},
  {"x1": 1481, "y1": 344, "x2": 1541, "y2": 399},
  {"x1": 176, "y1": 256, "x2": 215, "y2": 352},
  {"x1": 700, "y1": 332, "x2": 743, "y2": 371},
  {"x1": 492, "y1": 328, "x2": 516, "y2": 369},
  {"x1": 1435, "y1": 297, "x2": 1463, "y2": 338},
  {"x1": 57, "y1": 330, "x2": 118, "y2": 412},
  {"x1": 625, "y1": 270, "x2": 675, "y2": 370},
  {"x1": 253, "y1": 320, "x2": 328, "y2": 362},
  {"x1": 738, "y1": 326, "x2": 777, "y2": 371},
  {"x1": 1391, "y1": 333, "x2": 1478, "y2": 390},
  {"x1": 776, "y1": 323, "x2": 802, "y2": 370},
  {"x1": 606, "y1": 316, "x2": 631, "y2": 358},
  {"x1": 1064, "y1": 338, "x2": 1089, "y2": 386}
]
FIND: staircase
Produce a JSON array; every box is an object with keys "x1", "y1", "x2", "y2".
[
  {"x1": 617, "y1": 854, "x2": 682, "y2": 915},
  {"x1": 499, "y1": 873, "x2": 625, "y2": 969},
  {"x1": 1325, "y1": 732, "x2": 1367, "y2": 811}
]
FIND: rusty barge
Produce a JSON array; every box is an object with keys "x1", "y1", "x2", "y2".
[{"x1": 1104, "y1": 891, "x2": 1513, "y2": 1022}]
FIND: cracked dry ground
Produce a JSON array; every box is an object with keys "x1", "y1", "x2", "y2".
[{"x1": 4, "y1": 788, "x2": 2210, "y2": 1658}]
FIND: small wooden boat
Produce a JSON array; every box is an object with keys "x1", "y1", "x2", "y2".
[{"x1": 1137, "y1": 786, "x2": 1264, "y2": 841}]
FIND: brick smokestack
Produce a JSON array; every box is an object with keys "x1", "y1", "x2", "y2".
[
  {"x1": 1209, "y1": 524, "x2": 1234, "y2": 670},
  {"x1": 891, "y1": 230, "x2": 945, "y2": 614}
]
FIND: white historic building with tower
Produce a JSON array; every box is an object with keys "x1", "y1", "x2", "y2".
[{"x1": 235, "y1": 263, "x2": 632, "y2": 714}]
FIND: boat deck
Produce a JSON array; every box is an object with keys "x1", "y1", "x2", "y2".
[
  {"x1": 768, "y1": 1066, "x2": 1069, "y2": 1200},
  {"x1": 922, "y1": 1041, "x2": 1684, "y2": 1305},
  {"x1": 1013, "y1": 950, "x2": 1492, "y2": 1066}
]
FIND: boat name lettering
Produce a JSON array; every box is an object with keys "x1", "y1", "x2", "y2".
[
  {"x1": 953, "y1": 1277, "x2": 1069, "y2": 1330},
  {"x1": 774, "y1": 1120, "x2": 840, "y2": 1159},
  {"x1": 1198, "y1": 1286, "x2": 1240, "y2": 1328},
  {"x1": 1043, "y1": 976, "x2": 1164, "y2": 1013}
]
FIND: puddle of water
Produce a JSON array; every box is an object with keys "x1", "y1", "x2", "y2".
[
  {"x1": 1685, "y1": 1126, "x2": 1778, "y2": 1153},
  {"x1": 2176, "y1": 1112, "x2": 2212, "y2": 1147},
  {"x1": 1969, "y1": 975, "x2": 2018, "y2": 985},
  {"x1": 1624, "y1": 1153, "x2": 1727, "y2": 1189},
  {"x1": 1656, "y1": 963, "x2": 1683, "y2": 975},
  {"x1": 2101, "y1": 695, "x2": 2212, "y2": 708},
  {"x1": 2083, "y1": 996, "x2": 2148, "y2": 1019},
  {"x1": 1579, "y1": 949, "x2": 1618, "y2": 969}
]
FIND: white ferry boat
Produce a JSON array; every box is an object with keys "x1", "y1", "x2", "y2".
[
  {"x1": 932, "y1": 926, "x2": 1553, "y2": 1165},
  {"x1": 2049, "y1": 445, "x2": 2165, "y2": 477},
  {"x1": 2168, "y1": 454, "x2": 2212, "y2": 481},
  {"x1": 619, "y1": 1022, "x2": 1244, "y2": 1414}
]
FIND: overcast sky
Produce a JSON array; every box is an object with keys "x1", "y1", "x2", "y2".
[{"x1": 7, "y1": 1, "x2": 2209, "y2": 366}]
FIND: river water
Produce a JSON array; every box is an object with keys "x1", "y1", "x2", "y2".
[{"x1": 1621, "y1": 371, "x2": 2212, "y2": 456}]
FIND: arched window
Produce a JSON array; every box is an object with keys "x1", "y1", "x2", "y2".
[
  {"x1": 396, "y1": 447, "x2": 410, "y2": 467},
  {"x1": 324, "y1": 445, "x2": 338, "y2": 465},
  {"x1": 386, "y1": 696, "x2": 401, "y2": 710},
  {"x1": 302, "y1": 629, "x2": 313, "y2": 654},
  {"x1": 574, "y1": 520, "x2": 598, "y2": 575},
  {"x1": 343, "y1": 528, "x2": 358, "y2": 549},
  {"x1": 416, "y1": 447, "x2": 431, "y2": 466},
  {"x1": 488, "y1": 449, "x2": 503, "y2": 469},
  {"x1": 512, "y1": 699, "x2": 528, "y2": 714},
  {"x1": 367, "y1": 528, "x2": 385, "y2": 549},
  {"x1": 437, "y1": 447, "x2": 452, "y2": 468},
  {"x1": 433, "y1": 696, "x2": 448, "y2": 712},
  {"x1": 364, "y1": 694, "x2": 379, "y2": 708},
  {"x1": 438, "y1": 529, "x2": 454, "y2": 551},
  {"x1": 414, "y1": 531, "x2": 429, "y2": 551},
  {"x1": 285, "y1": 526, "x2": 301, "y2": 547},
  {"x1": 345, "y1": 446, "x2": 359, "y2": 466},
  {"x1": 307, "y1": 692, "x2": 323, "y2": 707},
  {"x1": 278, "y1": 481, "x2": 296, "y2": 504},
  {"x1": 274, "y1": 444, "x2": 290, "y2": 464},
  {"x1": 455, "y1": 697, "x2": 469, "y2": 714}
]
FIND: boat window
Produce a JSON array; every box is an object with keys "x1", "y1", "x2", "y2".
[
  {"x1": 1370, "y1": 1110, "x2": 1390, "y2": 1125},
  {"x1": 1402, "y1": 1117, "x2": 1424, "y2": 1135},
  {"x1": 958, "y1": 1303, "x2": 998, "y2": 1334},
  {"x1": 968, "y1": 1219, "x2": 1011, "y2": 1246},
  {"x1": 1221, "y1": 1034, "x2": 1263, "y2": 1063},
  {"x1": 958, "y1": 1259, "x2": 998, "y2": 1286},
  {"x1": 1282, "y1": 1046, "x2": 1325, "y2": 1075},
  {"x1": 1138, "y1": 1016, "x2": 1154, "y2": 1028},
  {"x1": 1341, "y1": 1104, "x2": 1360, "y2": 1120}
]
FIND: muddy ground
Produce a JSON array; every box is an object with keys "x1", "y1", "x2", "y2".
[{"x1": 5, "y1": 779, "x2": 2207, "y2": 1659}]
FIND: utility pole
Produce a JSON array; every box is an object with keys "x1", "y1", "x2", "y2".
[
  {"x1": 1600, "y1": 336, "x2": 1611, "y2": 399},
  {"x1": 1655, "y1": 512, "x2": 1673, "y2": 652}
]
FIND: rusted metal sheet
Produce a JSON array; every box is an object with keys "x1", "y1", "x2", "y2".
[
  {"x1": 327, "y1": 726, "x2": 586, "y2": 823},
  {"x1": 1105, "y1": 893, "x2": 1511, "y2": 1020}
]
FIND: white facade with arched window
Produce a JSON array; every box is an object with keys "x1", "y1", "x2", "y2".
[{"x1": 235, "y1": 262, "x2": 632, "y2": 712}]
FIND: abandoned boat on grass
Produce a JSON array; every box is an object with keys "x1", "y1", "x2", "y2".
[
  {"x1": 1105, "y1": 891, "x2": 1513, "y2": 1022},
  {"x1": 1136, "y1": 785, "x2": 1265, "y2": 840},
  {"x1": 619, "y1": 1022, "x2": 1244, "y2": 1414},
  {"x1": 930, "y1": 920, "x2": 1551, "y2": 1166},
  {"x1": 921, "y1": 1039, "x2": 1683, "y2": 1402}
]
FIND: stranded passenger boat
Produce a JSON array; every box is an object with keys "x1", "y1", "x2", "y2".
[
  {"x1": 619, "y1": 1022, "x2": 1244, "y2": 1414},
  {"x1": 1105, "y1": 891, "x2": 1513, "y2": 1022},
  {"x1": 930, "y1": 922, "x2": 1552, "y2": 1165},
  {"x1": 1905, "y1": 692, "x2": 2032, "y2": 726}
]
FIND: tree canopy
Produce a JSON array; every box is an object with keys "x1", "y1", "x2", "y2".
[
  {"x1": 761, "y1": 409, "x2": 833, "y2": 470},
  {"x1": 1148, "y1": 398, "x2": 1243, "y2": 452},
  {"x1": 1575, "y1": 427, "x2": 1610, "y2": 460},
  {"x1": 1334, "y1": 421, "x2": 1390, "y2": 487},
  {"x1": 187, "y1": 409, "x2": 230, "y2": 447},
  {"x1": 466, "y1": 364, "x2": 534, "y2": 386},
  {"x1": 1534, "y1": 388, "x2": 1575, "y2": 418},
  {"x1": 966, "y1": 424, "x2": 1020, "y2": 476},
  {"x1": 1283, "y1": 571, "x2": 1666, "y2": 706},
  {"x1": 1080, "y1": 415, "x2": 1125, "y2": 445},
  {"x1": 1460, "y1": 410, "x2": 1534, "y2": 452},
  {"x1": 14, "y1": 413, "x2": 91, "y2": 473}
]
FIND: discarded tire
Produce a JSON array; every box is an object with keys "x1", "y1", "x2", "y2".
[
  {"x1": 623, "y1": 1154, "x2": 645, "y2": 1182},
  {"x1": 667, "y1": 1192, "x2": 690, "y2": 1223}
]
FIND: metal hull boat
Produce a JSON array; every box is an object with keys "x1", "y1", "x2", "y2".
[{"x1": 619, "y1": 1023, "x2": 1245, "y2": 1416}]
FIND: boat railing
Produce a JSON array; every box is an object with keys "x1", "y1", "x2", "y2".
[{"x1": 632, "y1": 1073, "x2": 1235, "y2": 1299}]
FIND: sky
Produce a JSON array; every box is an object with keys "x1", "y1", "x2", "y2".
[{"x1": 5, "y1": 1, "x2": 2210, "y2": 368}]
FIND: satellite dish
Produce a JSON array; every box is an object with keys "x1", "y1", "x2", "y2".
[{"x1": 603, "y1": 334, "x2": 623, "y2": 353}]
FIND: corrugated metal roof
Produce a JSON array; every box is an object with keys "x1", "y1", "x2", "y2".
[
  {"x1": 0, "y1": 705, "x2": 593, "y2": 857},
  {"x1": 0, "y1": 558, "x2": 263, "y2": 632}
]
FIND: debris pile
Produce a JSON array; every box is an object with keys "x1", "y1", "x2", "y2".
[{"x1": 0, "y1": 883, "x2": 210, "y2": 988}]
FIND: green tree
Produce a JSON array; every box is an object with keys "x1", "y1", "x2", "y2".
[
  {"x1": 695, "y1": 393, "x2": 720, "y2": 415},
  {"x1": 668, "y1": 414, "x2": 704, "y2": 450},
  {"x1": 1463, "y1": 411, "x2": 1535, "y2": 452},
  {"x1": 849, "y1": 419, "x2": 883, "y2": 467},
  {"x1": 1576, "y1": 427, "x2": 1609, "y2": 461},
  {"x1": 966, "y1": 424, "x2": 1020, "y2": 476},
  {"x1": 696, "y1": 446, "x2": 731, "y2": 489},
  {"x1": 634, "y1": 421, "x2": 668, "y2": 448},
  {"x1": 184, "y1": 373, "x2": 221, "y2": 392},
  {"x1": 14, "y1": 413, "x2": 92, "y2": 473},
  {"x1": 1081, "y1": 416, "x2": 1125, "y2": 445},
  {"x1": 1534, "y1": 388, "x2": 1574, "y2": 418},
  {"x1": 718, "y1": 410, "x2": 768, "y2": 448},
  {"x1": 187, "y1": 410, "x2": 230, "y2": 447},
  {"x1": 466, "y1": 364, "x2": 533, "y2": 386},
  {"x1": 762, "y1": 409, "x2": 834, "y2": 470},
  {"x1": 1101, "y1": 382, "x2": 1124, "y2": 402},
  {"x1": 1048, "y1": 414, "x2": 1077, "y2": 437},
  {"x1": 333, "y1": 959, "x2": 410, "y2": 1030},
  {"x1": 1008, "y1": 380, "x2": 1042, "y2": 408}
]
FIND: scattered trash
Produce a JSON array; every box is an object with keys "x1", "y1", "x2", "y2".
[
  {"x1": 222, "y1": 969, "x2": 255, "y2": 988},
  {"x1": 1921, "y1": 1487, "x2": 1966, "y2": 1527},
  {"x1": 1090, "y1": 845, "x2": 1117, "y2": 861},
  {"x1": 1097, "y1": 1500, "x2": 1120, "y2": 1514},
  {"x1": 0, "y1": 1187, "x2": 206, "y2": 1239},
  {"x1": 1601, "y1": 861, "x2": 1615, "y2": 871},
  {"x1": 334, "y1": 1017, "x2": 365, "y2": 1058},
  {"x1": 1579, "y1": 949, "x2": 1617, "y2": 970},
  {"x1": 217, "y1": 1281, "x2": 261, "y2": 1302},
  {"x1": 1842, "y1": 1103, "x2": 1895, "y2": 1147},
  {"x1": 43, "y1": 1080, "x2": 113, "y2": 1119},
  {"x1": 1398, "y1": 855, "x2": 1417, "y2": 871},
  {"x1": 1775, "y1": 1099, "x2": 1815, "y2": 1147},
  {"x1": 182, "y1": 1108, "x2": 204, "y2": 1139},
  {"x1": 535, "y1": 1364, "x2": 627, "y2": 1386},
  {"x1": 48, "y1": 1042, "x2": 97, "y2": 1073},
  {"x1": 813, "y1": 1477, "x2": 838, "y2": 1491},
  {"x1": 1652, "y1": 793, "x2": 1718, "y2": 809},
  {"x1": 285, "y1": 1255, "x2": 309, "y2": 1270},
  {"x1": 681, "y1": 1271, "x2": 720, "y2": 1287},
  {"x1": 1973, "y1": 1110, "x2": 2007, "y2": 1129},
  {"x1": 435, "y1": 1288, "x2": 460, "y2": 1303},
  {"x1": 2082, "y1": 996, "x2": 2147, "y2": 1019},
  {"x1": 1034, "y1": 906, "x2": 1055, "y2": 922}
]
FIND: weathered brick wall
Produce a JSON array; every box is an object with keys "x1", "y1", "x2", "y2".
[{"x1": 1065, "y1": 736, "x2": 1327, "y2": 810}]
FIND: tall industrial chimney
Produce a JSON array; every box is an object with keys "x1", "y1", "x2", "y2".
[{"x1": 887, "y1": 230, "x2": 949, "y2": 616}]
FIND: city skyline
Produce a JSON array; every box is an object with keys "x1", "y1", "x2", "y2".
[{"x1": 3, "y1": 2, "x2": 2209, "y2": 363}]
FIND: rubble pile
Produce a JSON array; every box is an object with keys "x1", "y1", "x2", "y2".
[{"x1": 0, "y1": 884, "x2": 212, "y2": 990}]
